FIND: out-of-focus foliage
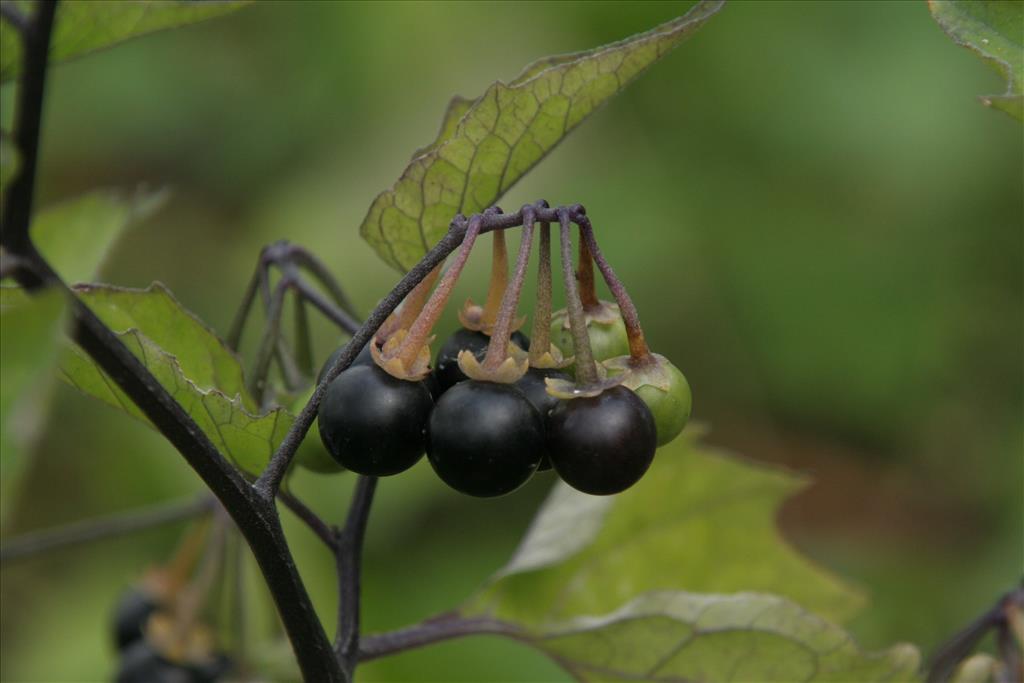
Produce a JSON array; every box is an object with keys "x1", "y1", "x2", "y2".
[
  {"x1": 360, "y1": 0, "x2": 724, "y2": 271},
  {"x1": 0, "y1": 132, "x2": 18, "y2": 194},
  {"x1": 0, "y1": 190, "x2": 160, "y2": 523},
  {"x1": 0, "y1": 0, "x2": 249, "y2": 82},
  {"x1": 929, "y1": 0, "x2": 1023, "y2": 120},
  {"x1": 59, "y1": 283, "x2": 291, "y2": 474},
  {"x1": 459, "y1": 433, "x2": 919, "y2": 681},
  {"x1": 0, "y1": 289, "x2": 62, "y2": 524},
  {"x1": 32, "y1": 189, "x2": 166, "y2": 284}
]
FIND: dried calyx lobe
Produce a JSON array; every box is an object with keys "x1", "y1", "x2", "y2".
[{"x1": 434, "y1": 328, "x2": 530, "y2": 394}]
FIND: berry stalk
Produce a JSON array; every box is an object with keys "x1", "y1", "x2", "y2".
[
  {"x1": 390, "y1": 216, "x2": 483, "y2": 369},
  {"x1": 480, "y1": 229, "x2": 509, "y2": 332},
  {"x1": 558, "y1": 210, "x2": 600, "y2": 385},
  {"x1": 482, "y1": 210, "x2": 535, "y2": 371},
  {"x1": 578, "y1": 234, "x2": 600, "y2": 310},
  {"x1": 528, "y1": 221, "x2": 555, "y2": 366},
  {"x1": 577, "y1": 216, "x2": 651, "y2": 360}
]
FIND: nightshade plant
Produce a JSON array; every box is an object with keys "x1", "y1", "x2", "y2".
[{"x1": 0, "y1": 2, "x2": 1020, "y2": 682}]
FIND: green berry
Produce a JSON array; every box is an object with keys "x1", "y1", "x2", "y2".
[
  {"x1": 604, "y1": 353, "x2": 691, "y2": 447},
  {"x1": 550, "y1": 303, "x2": 629, "y2": 374}
]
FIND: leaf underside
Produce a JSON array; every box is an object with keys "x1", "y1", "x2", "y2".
[{"x1": 359, "y1": 0, "x2": 726, "y2": 271}]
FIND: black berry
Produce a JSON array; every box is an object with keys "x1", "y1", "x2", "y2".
[
  {"x1": 112, "y1": 588, "x2": 160, "y2": 650},
  {"x1": 318, "y1": 364, "x2": 432, "y2": 476},
  {"x1": 317, "y1": 341, "x2": 374, "y2": 385},
  {"x1": 547, "y1": 386, "x2": 656, "y2": 495},
  {"x1": 514, "y1": 367, "x2": 570, "y2": 471},
  {"x1": 427, "y1": 381, "x2": 543, "y2": 497},
  {"x1": 433, "y1": 328, "x2": 530, "y2": 394}
]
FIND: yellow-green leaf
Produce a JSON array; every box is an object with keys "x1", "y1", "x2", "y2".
[
  {"x1": 456, "y1": 432, "x2": 922, "y2": 681},
  {"x1": 59, "y1": 284, "x2": 289, "y2": 474},
  {"x1": 531, "y1": 591, "x2": 920, "y2": 682},
  {"x1": 360, "y1": 0, "x2": 726, "y2": 271},
  {"x1": 0, "y1": 1, "x2": 249, "y2": 83},
  {"x1": 929, "y1": 0, "x2": 1023, "y2": 120},
  {"x1": 469, "y1": 431, "x2": 865, "y2": 625}
]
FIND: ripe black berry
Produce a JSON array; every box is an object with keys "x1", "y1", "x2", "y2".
[
  {"x1": 427, "y1": 381, "x2": 543, "y2": 497},
  {"x1": 318, "y1": 364, "x2": 432, "y2": 476},
  {"x1": 317, "y1": 342, "x2": 374, "y2": 385},
  {"x1": 514, "y1": 367, "x2": 570, "y2": 472},
  {"x1": 433, "y1": 328, "x2": 530, "y2": 394},
  {"x1": 547, "y1": 386, "x2": 656, "y2": 495},
  {"x1": 112, "y1": 588, "x2": 160, "y2": 650}
]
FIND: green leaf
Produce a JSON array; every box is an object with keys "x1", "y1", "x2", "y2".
[
  {"x1": 469, "y1": 431, "x2": 865, "y2": 625},
  {"x1": 929, "y1": 0, "x2": 1023, "y2": 120},
  {"x1": 32, "y1": 188, "x2": 168, "y2": 285},
  {"x1": 0, "y1": 0, "x2": 249, "y2": 83},
  {"x1": 454, "y1": 432, "x2": 922, "y2": 681},
  {"x1": 58, "y1": 283, "x2": 289, "y2": 474},
  {"x1": 0, "y1": 289, "x2": 63, "y2": 524},
  {"x1": 360, "y1": 0, "x2": 726, "y2": 271},
  {"x1": 525, "y1": 591, "x2": 920, "y2": 682}
]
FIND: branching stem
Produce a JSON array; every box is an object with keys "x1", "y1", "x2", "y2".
[{"x1": 0, "y1": 495, "x2": 215, "y2": 563}]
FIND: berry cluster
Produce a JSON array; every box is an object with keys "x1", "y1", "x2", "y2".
[
  {"x1": 311, "y1": 203, "x2": 691, "y2": 497},
  {"x1": 111, "y1": 534, "x2": 231, "y2": 683}
]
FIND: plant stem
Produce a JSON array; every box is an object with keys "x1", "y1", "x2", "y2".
[
  {"x1": 482, "y1": 211, "x2": 534, "y2": 370},
  {"x1": 278, "y1": 489, "x2": 339, "y2": 551},
  {"x1": 577, "y1": 216, "x2": 651, "y2": 359},
  {"x1": 0, "y1": 495, "x2": 214, "y2": 563},
  {"x1": 335, "y1": 476, "x2": 378, "y2": 676},
  {"x1": 0, "y1": 0, "x2": 55, "y2": 265},
  {"x1": 227, "y1": 267, "x2": 261, "y2": 350},
  {"x1": 359, "y1": 615, "x2": 522, "y2": 662},
  {"x1": 558, "y1": 210, "x2": 599, "y2": 385}
]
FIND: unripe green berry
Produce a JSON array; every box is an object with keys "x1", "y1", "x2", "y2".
[
  {"x1": 604, "y1": 354, "x2": 691, "y2": 447},
  {"x1": 550, "y1": 303, "x2": 629, "y2": 375}
]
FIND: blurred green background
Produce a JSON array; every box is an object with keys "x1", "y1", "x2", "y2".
[{"x1": 1, "y1": 1, "x2": 1021, "y2": 681}]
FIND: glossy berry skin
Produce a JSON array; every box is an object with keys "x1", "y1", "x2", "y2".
[
  {"x1": 427, "y1": 381, "x2": 544, "y2": 497},
  {"x1": 317, "y1": 342, "x2": 373, "y2": 385},
  {"x1": 433, "y1": 328, "x2": 530, "y2": 394},
  {"x1": 112, "y1": 588, "x2": 159, "y2": 650},
  {"x1": 514, "y1": 367, "x2": 570, "y2": 472},
  {"x1": 318, "y1": 364, "x2": 432, "y2": 476},
  {"x1": 547, "y1": 386, "x2": 656, "y2": 496}
]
